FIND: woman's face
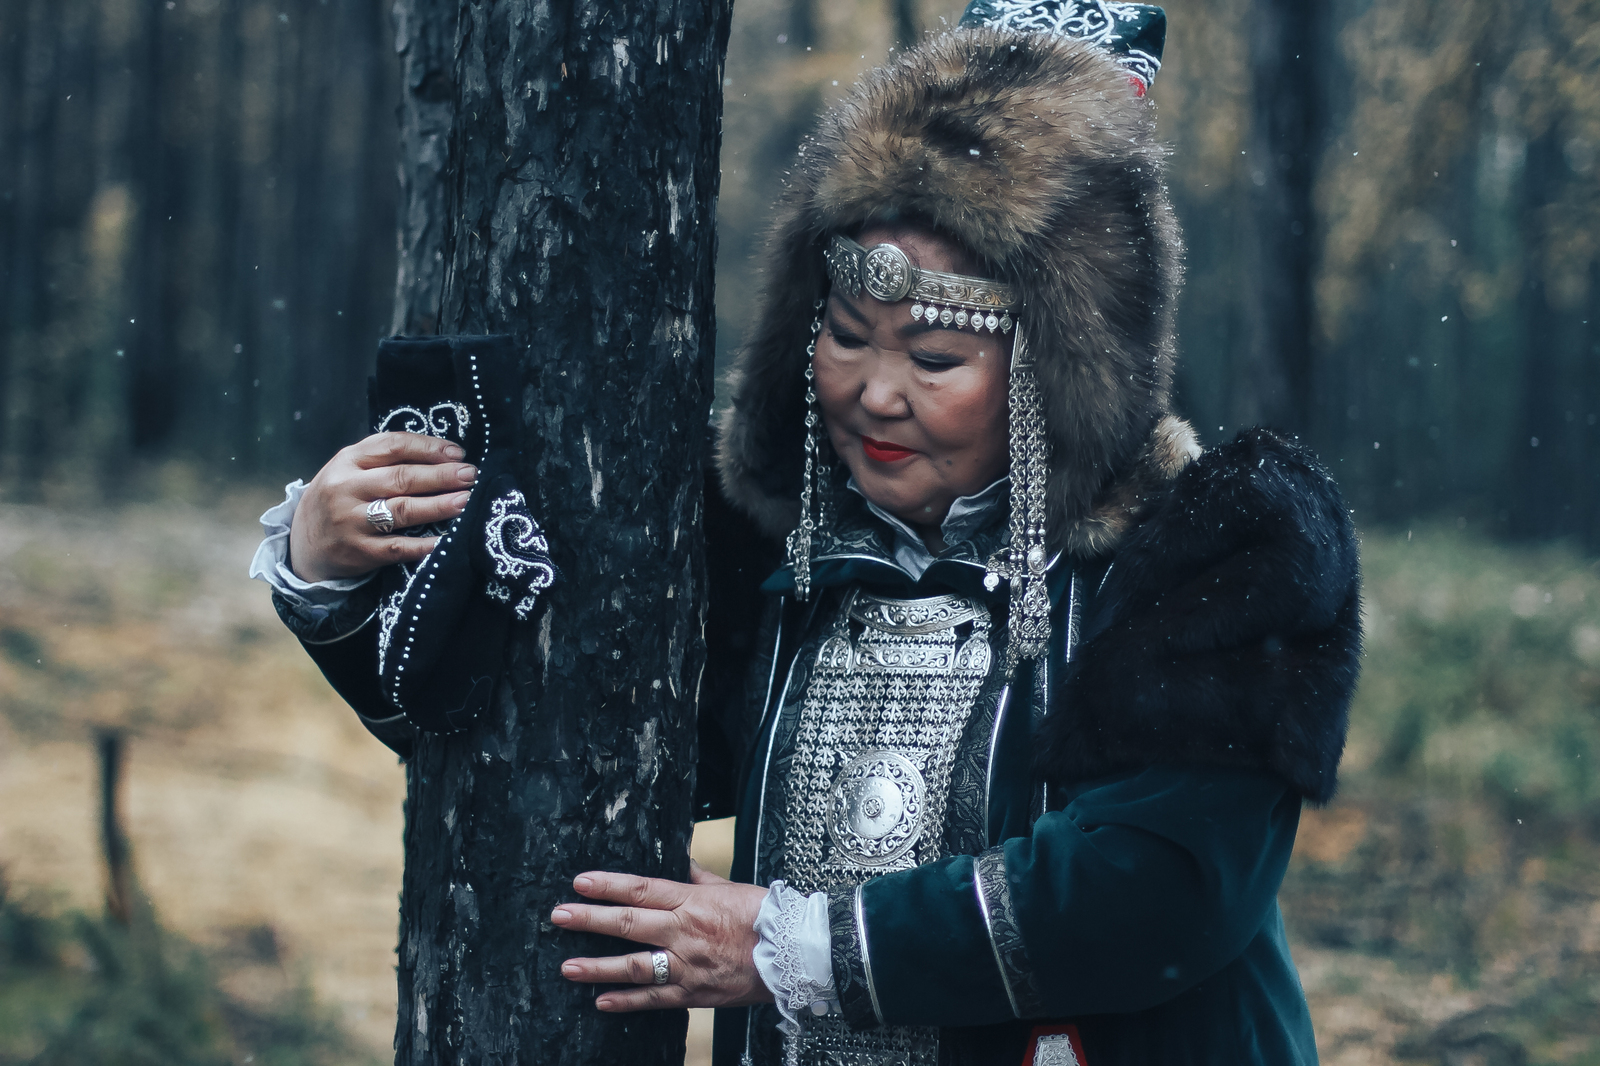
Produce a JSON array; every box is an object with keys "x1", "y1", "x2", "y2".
[{"x1": 813, "y1": 225, "x2": 1013, "y2": 531}]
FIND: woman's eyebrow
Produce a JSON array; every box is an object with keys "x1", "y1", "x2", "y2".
[{"x1": 830, "y1": 295, "x2": 871, "y2": 326}]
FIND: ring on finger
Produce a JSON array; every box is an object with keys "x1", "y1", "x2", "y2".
[
  {"x1": 650, "y1": 949, "x2": 670, "y2": 986},
  {"x1": 365, "y1": 498, "x2": 396, "y2": 535}
]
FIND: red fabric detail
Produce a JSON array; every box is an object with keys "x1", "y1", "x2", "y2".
[
  {"x1": 1021, "y1": 1023, "x2": 1089, "y2": 1066},
  {"x1": 1129, "y1": 75, "x2": 1147, "y2": 97}
]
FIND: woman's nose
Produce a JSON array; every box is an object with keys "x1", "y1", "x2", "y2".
[{"x1": 858, "y1": 362, "x2": 911, "y2": 419}]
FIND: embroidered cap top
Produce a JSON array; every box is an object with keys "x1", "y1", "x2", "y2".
[{"x1": 958, "y1": 0, "x2": 1167, "y2": 94}]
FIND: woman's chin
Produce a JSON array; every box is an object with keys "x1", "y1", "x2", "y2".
[{"x1": 850, "y1": 470, "x2": 939, "y2": 525}]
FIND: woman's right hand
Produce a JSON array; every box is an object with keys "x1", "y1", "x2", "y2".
[{"x1": 288, "y1": 431, "x2": 478, "y2": 583}]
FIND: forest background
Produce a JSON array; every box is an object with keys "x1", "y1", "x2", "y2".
[{"x1": 1, "y1": 0, "x2": 1598, "y2": 1064}]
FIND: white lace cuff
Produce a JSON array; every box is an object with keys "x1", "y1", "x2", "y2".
[
  {"x1": 248, "y1": 480, "x2": 377, "y2": 612},
  {"x1": 752, "y1": 880, "x2": 840, "y2": 1036}
]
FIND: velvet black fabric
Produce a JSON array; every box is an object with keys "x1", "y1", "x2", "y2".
[
  {"x1": 1041, "y1": 428, "x2": 1362, "y2": 804},
  {"x1": 364, "y1": 335, "x2": 557, "y2": 734}
]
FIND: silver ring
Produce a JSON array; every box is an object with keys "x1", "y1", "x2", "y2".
[
  {"x1": 365, "y1": 498, "x2": 396, "y2": 535},
  {"x1": 650, "y1": 949, "x2": 670, "y2": 986}
]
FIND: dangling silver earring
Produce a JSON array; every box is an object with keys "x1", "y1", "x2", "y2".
[
  {"x1": 984, "y1": 322, "x2": 1051, "y2": 671},
  {"x1": 787, "y1": 300, "x2": 828, "y2": 602}
]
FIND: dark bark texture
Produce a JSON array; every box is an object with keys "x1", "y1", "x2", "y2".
[
  {"x1": 392, "y1": 0, "x2": 457, "y2": 335},
  {"x1": 391, "y1": 0, "x2": 732, "y2": 1062}
]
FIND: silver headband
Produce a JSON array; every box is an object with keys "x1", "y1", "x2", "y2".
[{"x1": 824, "y1": 235, "x2": 1018, "y2": 334}]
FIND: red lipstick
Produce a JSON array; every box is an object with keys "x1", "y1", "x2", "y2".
[{"x1": 861, "y1": 435, "x2": 918, "y2": 463}]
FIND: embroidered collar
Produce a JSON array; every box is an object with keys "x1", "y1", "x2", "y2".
[
  {"x1": 847, "y1": 476, "x2": 1009, "y2": 580},
  {"x1": 761, "y1": 474, "x2": 1077, "y2": 608},
  {"x1": 761, "y1": 475, "x2": 1011, "y2": 592}
]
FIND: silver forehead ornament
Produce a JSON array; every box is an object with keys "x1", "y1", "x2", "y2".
[{"x1": 824, "y1": 234, "x2": 1018, "y2": 334}]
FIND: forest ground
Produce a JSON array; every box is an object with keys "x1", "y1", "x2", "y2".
[{"x1": 0, "y1": 491, "x2": 1596, "y2": 1064}]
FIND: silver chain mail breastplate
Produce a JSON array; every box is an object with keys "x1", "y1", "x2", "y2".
[{"x1": 778, "y1": 589, "x2": 994, "y2": 1066}]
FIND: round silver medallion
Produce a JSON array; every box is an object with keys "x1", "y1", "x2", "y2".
[
  {"x1": 861, "y1": 244, "x2": 914, "y2": 303},
  {"x1": 827, "y1": 751, "x2": 925, "y2": 866}
]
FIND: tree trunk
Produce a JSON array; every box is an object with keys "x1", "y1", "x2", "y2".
[
  {"x1": 1583, "y1": 260, "x2": 1600, "y2": 551},
  {"x1": 7, "y1": 0, "x2": 61, "y2": 492},
  {"x1": 891, "y1": 0, "x2": 918, "y2": 49},
  {"x1": 0, "y1": 2, "x2": 24, "y2": 472},
  {"x1": 126, "y1": 0, "x2": 175, "y2": 460},
  {"x1": 1508, "y1": 128, "x2": 1569, "y2": 540},
  {"x1": 392, "y1": 0, "x2": 458, "y2": 336},
  {"x1": 390, "y1": 0, "x2": 731, "y2": 1061},
  {"x1": 789, "y1": 0, "x2": 819, "y2": 51},
  {"x1": 1235, "y1": 0, "x2": 1322, "y2": 434}
]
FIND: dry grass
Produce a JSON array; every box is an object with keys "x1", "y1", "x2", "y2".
[
  {"x1": 0, "y1": 492, "x2": 735, "y2": 1062},
  {"x1": 0, "y1": 494, "x2": 407, "y2": 1054},
  {"x1": 1281, "y1": 527, "x2": 1600, "y2": 1065}
]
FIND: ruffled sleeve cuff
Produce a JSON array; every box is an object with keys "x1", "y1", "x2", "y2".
[
  {"x1": 752, "y1": 881, "x2": 839, "y2": 1036},
  {"x1": 250, "y1": 480, "x2": 380, "y2": 640}
]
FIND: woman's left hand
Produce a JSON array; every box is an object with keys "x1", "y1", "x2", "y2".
[{"x1": 554, "y1": 860, "x2": 774, "y2": 1012}]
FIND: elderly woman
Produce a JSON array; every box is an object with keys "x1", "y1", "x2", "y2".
[{"x1": 255, "y1": 4, "x2": 1360, "y2": 1064}]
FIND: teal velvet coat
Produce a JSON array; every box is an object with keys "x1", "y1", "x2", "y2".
[{"x1": 699, "y1": 429, "x2": 1361, "y2": 1066}]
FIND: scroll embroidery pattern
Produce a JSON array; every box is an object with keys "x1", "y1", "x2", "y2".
[
  {"x1": 374, "y1": 404, "x2": 475, "y2": 540},
  {"x1": 375, "y1": 567, "x2": 416, "y2": 677},
  {"x1": 483, "y1": 488, "x2": 558, "y2": 620},
  {"x1": 966, "y1": 0, "x2": 1162, "y2": 88},
  {"x1": 376, "y1": 402, "x2": 472, "y2": 443}
]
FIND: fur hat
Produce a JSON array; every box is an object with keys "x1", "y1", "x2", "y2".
[{"x1": 717, "y1": 26, "x2": 1200, "y2": 560}]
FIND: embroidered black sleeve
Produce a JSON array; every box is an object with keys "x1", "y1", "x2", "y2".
[
  {"x1": 827, "y1": 886, "x2": 881, "y2": 1029},
  {"x1": 974, "y1": 847, "x2": 1045, "y2": 1017}
]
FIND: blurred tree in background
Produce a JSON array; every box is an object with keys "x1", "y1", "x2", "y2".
[
  {"x1": 0, "y1": 0, "x2": 397, "y2": 497},
  {"x1": 1156, "y1": 0, "x2": 1600, "y2": 543}
]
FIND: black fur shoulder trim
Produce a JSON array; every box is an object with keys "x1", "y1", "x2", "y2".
[{"x1": 1041, "y1": 429, "x2": 1362, "y2": 804}]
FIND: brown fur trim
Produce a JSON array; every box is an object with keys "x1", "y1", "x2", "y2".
[
  {"x1": 717, "y1": 29, "x2": 1185, "y2": 560},
  {"x1": 1060, "y1": 414, "x2": 1200, "y2": 558}
]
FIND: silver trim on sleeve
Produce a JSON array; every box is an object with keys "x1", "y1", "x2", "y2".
[
  {"x1": 973, "y1": 847, "x2": 1044, "y2": 1017},
  {"x1": 853, "y1": 884, "x2": 887, "y2": 1027},
  {"x1": 973, "y1": 853, "x2": 1024, "y2": 1018}
]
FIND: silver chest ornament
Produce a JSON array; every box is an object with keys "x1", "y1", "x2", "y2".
[{"x1": 776, "y1": 590, "x2": 994, "y2": 1066}]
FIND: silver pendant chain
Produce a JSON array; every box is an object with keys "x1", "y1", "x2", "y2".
[
  {"x1": 985, "y1": 322, "x2": 1052, "y2": 671},
  {"x1": 787, "y1": 301, "x2": 829, "y2": 602}
]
